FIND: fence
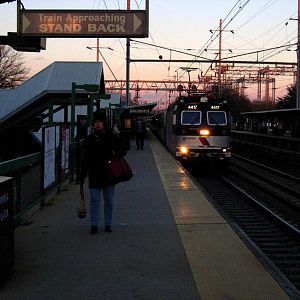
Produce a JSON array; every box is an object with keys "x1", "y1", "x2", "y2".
[{"x1": 0, "y1": 138, "x2": 83, "y2": 224}]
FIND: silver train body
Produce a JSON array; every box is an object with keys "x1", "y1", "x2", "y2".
[{"x1": 150, "y1": 94, "x2": 231, "y2": 161}]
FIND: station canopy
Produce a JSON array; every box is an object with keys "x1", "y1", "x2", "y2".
[{"x1": 0, "y1": 61, "x2": 104, "y2": 132}]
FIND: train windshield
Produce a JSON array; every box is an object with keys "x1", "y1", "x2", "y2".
[
  {"x1": 207, "y1": 111, "x2": 227, "y2": 125},
  {"x1": 181, "y1": 111, "x2": 201, "y2": 125}
]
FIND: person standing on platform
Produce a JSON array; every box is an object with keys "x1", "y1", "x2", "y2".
[
  {"x1": 134, "y1": 118, "x2": 146, "y2": 150},
  {"x1": 80, "y1": 111, "x2": 126, "y2": 234},
  {"x1": 112, "y1": 123, "x2": 120, "y2": 136}
]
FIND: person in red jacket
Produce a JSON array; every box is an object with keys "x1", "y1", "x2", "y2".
[{"x1": 80, "y1": 111, "x2": 126, "y2": 234}]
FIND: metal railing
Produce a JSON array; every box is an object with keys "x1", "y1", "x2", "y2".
[
  {"x1": 232, "y1": 130, "x2": 300, "y2": 153},
  {"x1": 0, "y1": 142, "x2": 83, "y2": 224}
]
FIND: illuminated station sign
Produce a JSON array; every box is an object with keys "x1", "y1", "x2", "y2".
[{"x1": 18, "y1": 10, "x2": 148, "y2": 38}]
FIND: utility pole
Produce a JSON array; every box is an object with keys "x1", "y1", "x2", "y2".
[
  {"x1": 218, "y1": 18, "x2": 222, "y2": 98},
  {"x1": 209, "y1": 19, "x2": 233, "y2": 98},
  {"x1": 96, "y1": 37, "x2": 99, "y2": 62},
  {"x1": 126, "y1": 0, "x2": 131, "y2": 106}
]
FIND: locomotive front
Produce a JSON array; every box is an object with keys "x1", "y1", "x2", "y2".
[{"x1": 169, "y1": 95, "x2": 231, "y2": 161}]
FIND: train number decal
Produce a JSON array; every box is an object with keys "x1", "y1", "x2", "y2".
[{"x1": 188, "y1": 105, "x2": 198, "y2": 110}]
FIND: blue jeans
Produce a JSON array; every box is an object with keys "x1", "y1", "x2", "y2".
[{"x1": 89, "y1": 185, "x2": 115, "y2": 227}]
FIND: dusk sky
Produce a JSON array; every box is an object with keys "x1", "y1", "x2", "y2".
[{"x1": 0, "y1": 0, "x2": 298, "y2": 103}]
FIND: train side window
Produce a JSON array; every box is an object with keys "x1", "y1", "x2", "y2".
[
  {"x1": 207, "y1": 111, "x2": 227, "y2": 125},
  {"x1": 181, "y1": 111, "x2": 201, "y2": 125}
]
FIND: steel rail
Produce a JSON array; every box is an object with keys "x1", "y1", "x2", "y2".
[{"x1": 221, "y1": 176, "x2": 300, "y2": 237}]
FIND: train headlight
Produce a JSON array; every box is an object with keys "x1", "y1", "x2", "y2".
[
  {"x1": 199, "y1": 129, "x2": 210, "y2": 136},
  {"x1": 180, "y1": 146, "x2": 188, "y2": 154},
  {"x1": 222, "y1": 148, "x2": 227, "y2": 152}
]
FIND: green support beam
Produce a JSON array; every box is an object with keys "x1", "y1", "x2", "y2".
[
  {"x1": 71, "y1": 82, "x2": 76, "y2": 143},
  {"x1": 48, "y1": 101, "x2": 53, "y2": 124},
  {"x1": 88, "y1": 96, "x2": 93, "y2": 127}
]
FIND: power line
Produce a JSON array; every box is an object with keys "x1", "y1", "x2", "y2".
[
  {"x1": 102, "y1": 0, "x2": 108, "y2": 9},
  {"x1": 130, "y1": 39, "x2": 210, "y2": 61},
  {"x1": 182, "y1": 0, "x2": 252, "y2": 78},
  {"x1": 222, "y1": 41, "x2": 297, "y2": 60},
  {"x1": 130, "y1": 58, "x2": 295, "y2": 66},
  {"x1": 198, "y1": 0, "x2": 247, "y2": 56},
  {"x1": 222, "y1": 0, "x2": 243, "y2": 23},
  {"x1": 233, "y1": 0, "x2": 279, "y2": 32},
  {"x1": 229, "y1": 13, "x2": 297, "y2": 51}
]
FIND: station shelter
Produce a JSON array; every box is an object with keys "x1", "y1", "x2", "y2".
[{"x1": 0, "y1": 61, "x2": 105, "y2": 161}]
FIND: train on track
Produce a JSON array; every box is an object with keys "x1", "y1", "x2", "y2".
[{"x1": 150, "y1": 93, "x2": 231, "y2": 161}]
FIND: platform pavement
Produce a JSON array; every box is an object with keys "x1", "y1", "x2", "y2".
[
  {"x1": 0, "y1": 136, "x2": 200, "y2": 300},
  {"x1": 0, "y1": 133, "x2": 290, "y2": 300}
]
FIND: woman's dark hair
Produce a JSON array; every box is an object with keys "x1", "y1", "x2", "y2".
[{"x1": 93, "y1": 111, "x2": 107, "y2": 124}]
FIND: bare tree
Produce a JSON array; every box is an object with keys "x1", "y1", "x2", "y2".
[{"x1": 0, "y1": 45, "x2": 28, "y2": 88}]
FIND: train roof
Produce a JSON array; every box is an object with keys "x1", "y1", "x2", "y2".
[{"x1": 175, "y1": 94, "x2": 228, "y2": 105}]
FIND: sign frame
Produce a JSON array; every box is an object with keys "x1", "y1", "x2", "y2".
[
  {"x1": 0, "y1": 176, "x2": 14, "y2": 279},
  {"x1": 60, "y1": 124, "x2": 70, "y2": 178},
  {"x1": 18, "y1": 9, "x2": 149, "y2": 38},
  {"x1": 42, "y1": 125, "x2": 56, "y2": 190}
]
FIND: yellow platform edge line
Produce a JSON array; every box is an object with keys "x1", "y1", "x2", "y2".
[{"x1": 149, "y1": 134, "x2": 289, "y2": 300}]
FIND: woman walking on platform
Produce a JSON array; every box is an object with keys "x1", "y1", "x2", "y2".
[{"x1": 80, "y1": 111, "x2": 126, "y2": 234}]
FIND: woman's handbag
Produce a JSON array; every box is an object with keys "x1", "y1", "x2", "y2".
[
  {"x1": 77, "y1": 183, "x2": 86, "y2": 219},
  {"x1": 107, "y1": 156, "x2": 134, "y2": 184}
]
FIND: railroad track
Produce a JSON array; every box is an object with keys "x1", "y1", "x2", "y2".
[
  {"x1": 232, "y1": 154, "x2": 300, "y2": 201},
  {"x1": 232, "y1": 147, "x2": 300, "y2": 179},
  {"x1": 189, "y1": 158, "x2": 300, "y2": 299}
]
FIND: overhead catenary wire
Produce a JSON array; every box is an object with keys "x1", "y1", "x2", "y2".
[
  {"x1": 87, "y1": 0, "x2": 127, "y2": 80},
  {"x1": 198, "y1": 0, "x2": 295, "y2": 96},
  {"x1": 132, "y1": 0, "x2": 172, "y2": 75},
  {"x1": 86, "y1": 0, "x2": 295, "y2": 100},
  {"x1": 200, "y1": 0, "x2": 251, "y2": 57},
  {"x1": 130, "y1": 39, "x2": 210, "y2": 61},
  {"x1": 218, "y1": 3, "x2": 296, "y2": 68},
  {"x1": 182, "y1": 0, "x2": 252, "y2": 80},
  {"x1": 199, "y1": 1, "x2": 252, "y2": 57},
  {"x1": 232, "y1": 0, "x2": 279, "y2": 33},
  {"x1": 264, "y1": 48, "x2": 295, "y2": 62},
  {"x1": 229, "y1": 12, "x2": 297, "y2": 51},
  {"x1": 221, "y1": 41, "x2": 297, "y2": 61},
  {"x1": 200, "y1": 1, "x2": 291, "y2": 79}
]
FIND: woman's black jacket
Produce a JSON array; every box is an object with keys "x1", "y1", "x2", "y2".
[{"x1": 80, "y1": 130, "x2": 126, "y2": 188}]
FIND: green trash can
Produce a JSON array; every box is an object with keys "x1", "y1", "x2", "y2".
[{"x1": 0, "y1": 176, "x2": 14, "y2": 280}]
